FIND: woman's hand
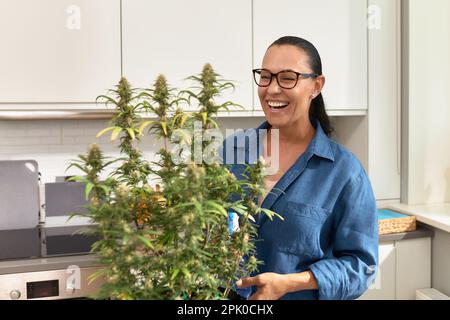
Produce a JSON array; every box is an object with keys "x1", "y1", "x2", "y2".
[
  {"x1": 236, "y1": 272, "x2": 289, "y2": 300},
  {"x1": 236, "y1": 271, "x2": 319, "y2": 300}
]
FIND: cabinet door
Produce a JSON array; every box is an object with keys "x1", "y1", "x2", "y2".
[
  {"x1": 396, "y1": 238, "x2": 431, "y2": 300},
  {"x1": 122, "y1": 0, "x2": 253, "y2": 112},
  {"x1": 253, "y1": 0, "x2": 367, "y2": 112},
  {"x1": 0, "y1": 0, "x2": 121, "y2": 105},
  {"x1": 367, "y1": 0, "x2": 401, "y2": 200},
  {"x1": 359, "y1": 242, "x2": 396, "y2": 300}
]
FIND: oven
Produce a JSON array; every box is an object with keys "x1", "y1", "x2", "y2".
[{"x1": 0, "y1": 160, "x2": 105, "y2": 300}]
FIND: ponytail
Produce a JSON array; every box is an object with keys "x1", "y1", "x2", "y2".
[{"x1": 309, "y1": 93, "x2": 333, "y2": 136}]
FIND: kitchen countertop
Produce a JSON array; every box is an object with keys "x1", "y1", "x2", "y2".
[
  {"x1": 388, "y1": 203, "x2": 450, "y2": 233},
  {"x1": 0, "y1": 254, "x2": 101, "y2": 275}
]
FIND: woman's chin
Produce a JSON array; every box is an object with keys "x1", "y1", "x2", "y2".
[
  {"x1": 262, "y1": 105, "x2": 292, "y2": 121},
  {"x1": 264, "y1": 112, "x2": 290, "y2": 128}
]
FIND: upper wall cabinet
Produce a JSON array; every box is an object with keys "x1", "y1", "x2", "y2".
[
  {"x1": 253, "y1": 0, "x2": 368, "y2": 112},
  {"x1": 0, "y1": 0, "x2": 121, "y2": 105},
  {"x1": 121, "y1": 0, "x2": 253, "y2": 112},
  {"x1": 367, "y1": 0, "x2": 401, "y2": 201}
]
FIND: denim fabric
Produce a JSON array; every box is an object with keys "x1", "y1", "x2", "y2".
[{"x1": 222, "y1": 119, "x2": 378, "y2": 300}]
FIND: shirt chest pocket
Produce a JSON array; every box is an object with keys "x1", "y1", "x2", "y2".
[{"x1": 274, "y1": 202, "x2": 330, "y2": 259}]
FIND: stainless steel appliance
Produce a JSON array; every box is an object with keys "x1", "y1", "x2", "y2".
[
  {"x1": 0, "y1": 160, "x2": 104, "y2": 300},
  {"x1": 0, "y1": 226, "x2": 104, "y2": 300}
]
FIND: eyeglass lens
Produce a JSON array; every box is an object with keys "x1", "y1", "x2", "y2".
[{"x1": 255, "y1": 70, "x2": 298, "y2": 89}]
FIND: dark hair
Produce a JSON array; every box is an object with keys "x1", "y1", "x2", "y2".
[{"x1": 269, "y1": 36, "x2": 333, "y2": 136}]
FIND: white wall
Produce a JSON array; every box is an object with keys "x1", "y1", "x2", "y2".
[{"x1": 406, "y1": 0, "x2": 450, "y2": 204}]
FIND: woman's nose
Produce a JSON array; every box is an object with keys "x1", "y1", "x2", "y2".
[{"x1": 267, "y1": 77, "x2": 282, "y2": 94}]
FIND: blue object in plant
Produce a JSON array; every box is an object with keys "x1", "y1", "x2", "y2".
[{"x1": 228, "y1": 210, "x2": 240, "y2": 235}]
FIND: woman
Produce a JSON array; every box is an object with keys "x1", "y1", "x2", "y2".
[{"x1": 228, "y1": 36, "x2": 378, "y2": 300}]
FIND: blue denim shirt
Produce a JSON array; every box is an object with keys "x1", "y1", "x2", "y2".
[{"x1": 222, "y1": 119, "x2": 378, "y2": 300}]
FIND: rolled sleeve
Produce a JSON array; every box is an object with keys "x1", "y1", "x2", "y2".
[{"x1": 309, "y1": 170, "x2": 379, "y2": 300}]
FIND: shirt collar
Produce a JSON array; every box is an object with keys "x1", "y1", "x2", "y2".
[{"x1": 255, "y1": 118, "x2": 335, "y2": 162}]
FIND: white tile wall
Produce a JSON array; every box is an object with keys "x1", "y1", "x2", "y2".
[
  {"x1": 0, "y1": 119, "x2": 151, "y2": 183},
  {"x1": 0, "y1": 118, "x2": 263, "y2": 183},
  {"x1": 0, "y1": 116, "x2": 368, "y2": 186}
]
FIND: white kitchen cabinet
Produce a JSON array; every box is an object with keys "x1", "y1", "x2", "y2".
[
  {"x1": 0, "y1": 0, "x2": 121, "y2": 105},
  {"x1": 359, "y1": 242, "x2": 396, "y2": 300},
  {"x1": 367, "y1": 0, "x2": 401, "y2": 200},
  {"x1": 253, "y1": 0, "x2": 367, "y2": 112},
  {"x1": 121, "y1": 0, "x2": 253, "y2": 112},
  {"x1": 396, "y1": 238, "x2": 431, "y2": 300},
  {"x1": 359, "y1": 237, "x2": 432, "y2": 300}
]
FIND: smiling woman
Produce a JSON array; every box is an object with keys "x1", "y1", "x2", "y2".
[
  {"x1": 255, "y1": 37, "x2": 331, "y2": 136},
  {"x1": 226, "y1": 36, "x2": 379, "y2": 300}
]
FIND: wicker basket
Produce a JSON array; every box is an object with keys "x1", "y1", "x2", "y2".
[{"x1": 378, "y1": 209, "x2": 417, "y2": 235}]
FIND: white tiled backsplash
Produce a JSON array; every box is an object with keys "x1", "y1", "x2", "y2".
[
  {"x1": 0, "y1": 119, "x2": 126, "y2": 183},
  {"x1": 0, "y1": 118, "x2": 263, "y2": 183}
]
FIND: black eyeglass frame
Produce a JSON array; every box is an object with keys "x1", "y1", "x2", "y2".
[{"x1": 252, "y1": 68, "x2": 319, "y2": 89}]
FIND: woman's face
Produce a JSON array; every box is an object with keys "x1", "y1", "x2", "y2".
[{"x1": 258, "y1": 44, "x2": 324, "y2": 130}]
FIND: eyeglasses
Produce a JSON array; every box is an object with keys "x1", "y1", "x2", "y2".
[{"x1": 252, "y1": 68, "x2": 319, "y2": 89}]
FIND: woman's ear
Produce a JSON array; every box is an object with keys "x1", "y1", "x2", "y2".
[{"x1": 313, "y1": 75, "x2": 325, "y2": 98}]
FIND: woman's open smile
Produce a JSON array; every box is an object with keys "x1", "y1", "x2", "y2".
[{"x1": 267, "y1": 100, "x2": 290, "y2": 110}]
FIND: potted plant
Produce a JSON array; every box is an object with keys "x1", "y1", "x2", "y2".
[{"x1": 69, "y1": 64, "x2": 281, "y2": 300}]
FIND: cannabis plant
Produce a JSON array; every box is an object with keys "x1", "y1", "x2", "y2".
[{"x1": 70, "y1": 64, "x2": 281, "y2": 300}]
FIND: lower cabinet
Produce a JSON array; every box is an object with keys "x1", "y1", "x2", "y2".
[{"x1": 359, "y1": 237, "x2": 431, "y2": 300}]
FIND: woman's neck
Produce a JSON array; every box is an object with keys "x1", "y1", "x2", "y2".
[{"x1": 270, "y1": 118, "x2": 316, "y2": 147}]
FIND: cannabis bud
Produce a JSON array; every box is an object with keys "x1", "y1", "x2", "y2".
[{"x1": 117, "y1": 77, "x2": 132, "y2": 105}]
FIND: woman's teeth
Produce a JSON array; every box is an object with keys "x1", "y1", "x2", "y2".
[{"x1": 267, "y1": 101, "x2": 289, "y2": 109}]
